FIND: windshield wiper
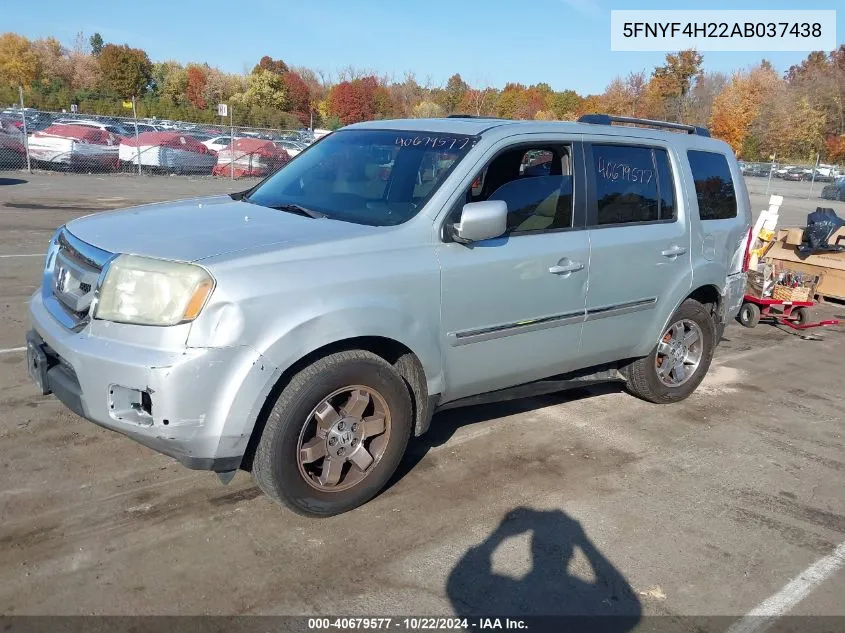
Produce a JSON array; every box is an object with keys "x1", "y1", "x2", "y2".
[{"x1": 270, "y1": 203, "x2": 327, "y2": 219}]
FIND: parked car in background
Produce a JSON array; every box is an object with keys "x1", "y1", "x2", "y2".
[
  {"x1": 119, "y1": 131, "x2": 217, "y2": 174},
  {"x1": 203, "y1": 135, "x2": 242, "y2": 152},
  {"x1": 26, "y1": 114, "x2": 751, "y2": 516},
  {"x1": 277, "y1": 140, "x2": 306, "y2": 157},
  {"x1": 746, "y1": 164, "x2": 770, "y2": 177},
  {"x1": 782, "y1": 168, "x2": 807, "y2": 182},
  {"x1": 54, "y1": 118, "x2": 133, "y2": 139},
  {"x1": 212, "y1": 137, "x2": 291, "y2": 178},
  {"x1": 0, "y1": 120, "x2": 26, "y2": 168},
  {"x1": 124, "y1": 122, "x2": 160, "y2": 134},
  {"x1": 820, "y1": 177, "x2": 845, "y2": 201},
  {"x1": 28, "y1": 124, "x2": 119, "y2": 170}
]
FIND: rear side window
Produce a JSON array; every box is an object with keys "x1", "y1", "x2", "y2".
[
  {"x1": 688, "y1": 150, "x2": 737, "y2": 220},
  {"x1": 590, "y1": 145, "x2": 676, "y2": 225}
]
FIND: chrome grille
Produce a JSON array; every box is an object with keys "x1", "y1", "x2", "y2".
[{"x1": 42, "y1": 227, "x2": 113, "y2": 330}]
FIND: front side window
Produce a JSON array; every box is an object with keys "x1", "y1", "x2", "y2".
[
  {"x1": 590, "y1": 145, "x2": 675, "y2": 225},
  {"x1": 462, "y1": 145, "x2": 574, "y2": 234},
  {"x1": 246, "y1": 129, "x2": 476, "y2": 226},
  {"x1": 687, "y1": 150, "x2": 737, "y2": 220}
]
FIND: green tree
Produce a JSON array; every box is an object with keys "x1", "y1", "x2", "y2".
[
  {"x1": 441, "y1": 73, "x2": 468, "y2": 113},
  {"x1": 548, "y1": 90, "x2": 582, "y2": 120},
  {"x1": 99, "y1": 43, "x2": 152, "y2": 97},
  {"x1": 89, "y1": 33, "x2": 104, "y2": 57}
]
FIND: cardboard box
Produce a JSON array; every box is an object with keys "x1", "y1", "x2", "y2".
[
  {"x1": 784, "y1": 228, "x2": 804, "y2": 246},
  {"x1": 765, "y1": 238, "x2": 845, "y2": 300}
]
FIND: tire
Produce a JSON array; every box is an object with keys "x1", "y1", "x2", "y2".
[
  {"x1": 793, "y1": 306, "x2": 811, "y2": 326},
  {"x1": 626, "y1": 299, "x2": 716, "y2": 404},
  {"x1": 252, "y1": 350, "x2": 412, "y2": 517},
  {"x1": 738, "y1": 302, "x2": 761, "y2": 328}
]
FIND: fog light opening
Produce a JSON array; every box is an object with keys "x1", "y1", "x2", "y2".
[{"x1": 141, "y1": 391, "x2": 152, "y2": 416}]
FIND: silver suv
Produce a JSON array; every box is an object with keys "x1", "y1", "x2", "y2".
[{"x1": 26, "y1": 115, "x2": 751, "y2": 516}]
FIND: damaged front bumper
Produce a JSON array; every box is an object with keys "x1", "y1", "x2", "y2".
[{"x1": 27, "y1": 290, "x2": 278, "y2": 472}]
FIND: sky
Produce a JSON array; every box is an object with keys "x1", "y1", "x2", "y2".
[{"x1": 5, "y1": 0, "x2": 844, "y2": 94}]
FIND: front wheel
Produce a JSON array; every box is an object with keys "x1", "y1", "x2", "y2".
[
  {"x1": 252, "y1": 350, "x2": 412, "y2": 517},
  {"x1": 793, "y1": 306, "x2": 811, "y2": 326},
  {"x1": 625, "y1": 299, "x2": 716, "y2": 404}
]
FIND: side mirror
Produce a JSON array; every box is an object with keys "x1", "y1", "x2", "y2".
[{"x1": 452, "y1": 200, "x2": 508, "y2": 243}]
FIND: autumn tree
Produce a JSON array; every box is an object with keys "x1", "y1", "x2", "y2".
[
  {"x1": 153, "y1": 61, "x2": 187, "y2": 105},
  {"x1": 281, "y1": 71, "x2": 311, "y2": 124},
  {"x1": 185, "y1": 64, "x2": 208, "y2": 109},
  {"x1": 412, "y1": 101, "x2": 444, "y2": 118},
  {"x1": 825, "y1": 135, "x2": 845, "y2": 162},
  {"x1": 459, "y1": 87, "x2": 497, "y2": 116},
  {"x1": 0, "y1": 33, "x2": 39, "y2": 87},
  {"x1": 327, "y1": 76, "x2": 392, "y2": 124},
  {"x1": 496, "y1": 83, "x2": 545, "y2": 119},
  {"x1": 253, "y1": 55, "x2": 287, "y2": 76},
  {"x1": 99, "y1": 43, "x2": 152, "y2": 97},
  {"x1": 600, "y1": 77, "x2": 633, "y2": 115},
  {"x1": 32, "y1": 37, "x2": 71, "y2": 87},
  {"x1": 89, "y1": 33, "x2": 103, "y2": 57},
  {"x1": 710, "y1": 63, "x2": 779, "y2": 155},
  {"x1": 650, "y1": 49, "x2": 704, "y2": 122},
  {"x1": 233, "y1": 69, "x2": 287, "y2": 110}
]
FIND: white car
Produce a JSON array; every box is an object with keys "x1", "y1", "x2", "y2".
[
  {"x1": 202, "y1": 135, "x2": 242, "y2": 152},
  {"x1": 277, "y1": 140, "x2": 306, "y2": 157}
]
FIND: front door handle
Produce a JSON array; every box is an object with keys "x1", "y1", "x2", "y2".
[
  {"x1": 661, "y1": 245, "x2": 687, "y2": 258},
  {"x1": 549, "y1": 261, "x2": 585, "y2": 275}
]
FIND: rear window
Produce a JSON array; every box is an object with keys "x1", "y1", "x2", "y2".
[{"x1": 688, "y1": 150, "x2": 737, "y2": 220}]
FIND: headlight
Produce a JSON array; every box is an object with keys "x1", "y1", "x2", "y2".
[{"x1": 94, "y1": 255, "x2": 215, "y2": 326}]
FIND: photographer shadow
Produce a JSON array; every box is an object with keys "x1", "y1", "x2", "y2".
[{"x1": 447, "y1": 507, "x2": 641, "y2": 631}]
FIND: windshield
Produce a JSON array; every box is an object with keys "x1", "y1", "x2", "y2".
[{"x1": 245, "y1": 129, "x2": 477, "y2": 226}]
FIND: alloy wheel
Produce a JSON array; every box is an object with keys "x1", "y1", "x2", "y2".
[
  {"x1": 655, "y1": 319, "x2": 704, "y2": 387},
  {"x1": 296, "y1": 386, "x2": 391, "y2": 492}
]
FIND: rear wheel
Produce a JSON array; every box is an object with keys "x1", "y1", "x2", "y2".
[
  {"x1": 252, "y1": 350, "x2": 412, "y2": 517},
  {"x1": 626, "y1": 299, "x2": 715, "y2": 404},
  {"x1": 738, "y1": 302, "x2": 761, "y2": 328}
]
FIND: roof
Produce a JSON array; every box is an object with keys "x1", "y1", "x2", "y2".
[
  {"x1": 345, "y1": 117, "x2": 516, "y2": 135},
  {"x1": 343, "y1": 117, "x2": 731, "y2": 152}
]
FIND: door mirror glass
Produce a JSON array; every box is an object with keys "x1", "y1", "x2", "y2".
[{"x1": 454, "y1": 200, "x2": 508, "y2": 242}]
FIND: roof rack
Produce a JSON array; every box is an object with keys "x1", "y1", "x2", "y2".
[
  {"x1": 446, "y1": 114, "x2": 483, "y2": 118},
  {"x1": 577, "y1": 114, "x2": 710, "y2": 137}
]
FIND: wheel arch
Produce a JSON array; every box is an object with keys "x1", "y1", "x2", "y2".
[
  {"x1": 240, "y1": 335, "x2": 433, "y2": 472},
  {"x1": 635, "y1": 283, "x2": 724, "y2": 357}
]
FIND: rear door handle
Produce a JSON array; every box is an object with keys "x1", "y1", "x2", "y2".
[
  {"x1": 549, "y1": 261, "x2": 585, "y2": 275},
  {"x1": 661, "y1": 245, "x2": 687, "y2": 258}
]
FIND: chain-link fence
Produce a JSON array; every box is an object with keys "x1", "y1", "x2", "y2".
[
  {"x1": 741, "y1": 160, "x2": 845, "y2": 201},
  {"x1": 0, "y1": 107, "x2": 317, "y2": 179}
]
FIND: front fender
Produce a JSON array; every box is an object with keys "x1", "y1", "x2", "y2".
[{"x1": 258, "y1": 301, "x2": 444, "y2": 397}]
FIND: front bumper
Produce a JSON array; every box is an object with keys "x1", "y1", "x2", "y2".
[{"x1": 27, "y1": 290, "x2": 278, "y2": 472}]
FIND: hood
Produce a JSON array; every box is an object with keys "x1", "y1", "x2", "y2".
[{"x1": 66, "y1": 195, "x2": 378, "y2": 262}]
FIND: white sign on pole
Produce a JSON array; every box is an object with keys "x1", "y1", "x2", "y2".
[
  {"x1": 217, "y1": 103, "x2": 228, "y2": 117},
  {"x1": 70, "y1": 104, "x2": 78, "y2": 113}
]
